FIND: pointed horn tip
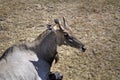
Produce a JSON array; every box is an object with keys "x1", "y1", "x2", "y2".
[
  {"x1": 63, "y1": 17, "x2": 66, "y2": 23},
  {"x1": 54, "y1": 19, "x2": 59, "y2": 24}
]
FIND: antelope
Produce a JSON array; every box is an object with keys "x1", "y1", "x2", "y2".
[{"x1": 0, "y1": 17, "x2": 86, "y2": 80}]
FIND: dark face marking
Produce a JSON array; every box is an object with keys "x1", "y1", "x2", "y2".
[{"x1": 63, "y1": 32, "x2": 86, "y2": 52}]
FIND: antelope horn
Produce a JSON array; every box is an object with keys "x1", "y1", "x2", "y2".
[{"x1": 63, "y1": 17, "x2": 66, "y2": 28}]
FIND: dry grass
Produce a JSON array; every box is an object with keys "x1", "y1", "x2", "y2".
[{"x1": 0, "y1": 0, "x2": 120, "y2": 80}]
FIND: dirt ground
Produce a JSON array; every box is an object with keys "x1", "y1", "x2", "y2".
[{"x1": 0, "y1": 0, "x2": 120, "y2": 80}]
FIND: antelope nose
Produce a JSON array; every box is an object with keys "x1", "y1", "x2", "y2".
[{"x1": 81, "y1": 46, "x2": 86, "y2": 52}]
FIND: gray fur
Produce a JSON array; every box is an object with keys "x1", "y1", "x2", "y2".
[
  {"x1": 0, "y1": 18, "x2": 86, "y2": 80},
  {"x1": 0, "y1": 29, "x2": 57, "y2": 80}
]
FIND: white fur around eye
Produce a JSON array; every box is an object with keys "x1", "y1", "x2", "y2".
[{"x1": 68, "y1": 39, "x2": 73, "y2": 42}]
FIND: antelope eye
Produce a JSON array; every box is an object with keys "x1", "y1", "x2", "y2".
[{"x1": 64, "y1": 33, "x2": 68, "y2": 37}]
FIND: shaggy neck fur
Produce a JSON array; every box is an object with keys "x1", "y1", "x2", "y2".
[{"x1": 30, "y1": 29, "x2": 57, "y2": 65}]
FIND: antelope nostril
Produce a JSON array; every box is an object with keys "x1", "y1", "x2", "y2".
[{"x1": 82, "y1": 46, "x2": 86, "y2": 52}]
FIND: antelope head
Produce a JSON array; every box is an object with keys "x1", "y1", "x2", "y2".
[{"x1": 53, "y1": 17, "x2": 86, "y2": 52}]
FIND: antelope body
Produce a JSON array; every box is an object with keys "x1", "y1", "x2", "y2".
[{"x1": 0, "y1": 18, "x2": 86, "y2": 80}]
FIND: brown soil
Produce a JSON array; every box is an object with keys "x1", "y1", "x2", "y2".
[{"x1": 0, "y1": 0, "x2": 120, "y2": 80}]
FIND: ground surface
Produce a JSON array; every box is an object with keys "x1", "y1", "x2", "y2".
[{"x1": 0, "y1": 0, "x2": 120, "y2": 80}]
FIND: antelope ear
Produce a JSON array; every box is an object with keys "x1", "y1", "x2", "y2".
[
  {"x1": 47, "y1": 24, "x2": 52, "y2": 30},
  {"x1": 47, "y1": 24, "x2": 55, "y2": 32},
  {"x1": 54, "y1": 19, "x2": 64, "y2": 31}
]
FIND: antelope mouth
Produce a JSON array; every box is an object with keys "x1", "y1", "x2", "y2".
[{"x1": 80, "y1": 46, "x2": 86, "y2": 52}]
